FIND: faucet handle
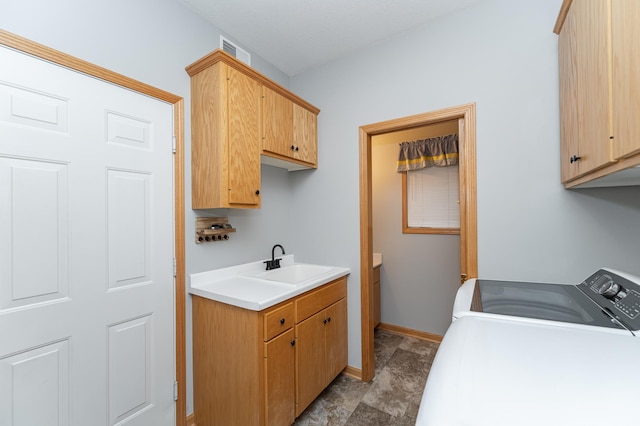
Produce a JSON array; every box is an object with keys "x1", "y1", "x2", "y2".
[{"x1": 263, "y1": 258, "x2": 282, "y2": 270}]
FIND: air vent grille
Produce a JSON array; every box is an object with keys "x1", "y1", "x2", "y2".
[{"x1": 219, "y1": 36, "x2": 251, "y2": 66}]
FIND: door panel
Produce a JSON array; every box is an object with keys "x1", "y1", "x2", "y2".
[
  {"x1": 0, "y1": 340, "x2": 70, "y2": 426},
  {"x1": 0, "y1": 157, "x2": 69, "y2": 310},
  {"x1": 0, "y1": 45, "x2": 175, "y2": 426},
  {"x1": 107, "y1": 170, "x2": 150, "y2": 289},
  {"x1": 108, "y1": 316, "x2": 153, "y2": 425}
]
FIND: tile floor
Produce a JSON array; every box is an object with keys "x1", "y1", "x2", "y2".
[{"x1": 293, "y1": 328, "x2": 440, "y2": 425}]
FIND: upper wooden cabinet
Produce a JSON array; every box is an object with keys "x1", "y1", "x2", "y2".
[
  {"x1": 262, "y1": 86, "x2": 318, "y2": 167},
  {"x1": 555, "y1": 0, "x2": 640, "y2": 187},
  {"x1": 292, "y1": 103, "x2": 318, "y2": 165},
  {"x1": 611, "y1": 0, "x2": 640, "y2": 161},
  {"x1": 262, "y1": 86, "x2": 293, "y2": 158},
  {"x1": 186, "y1": 49, "x2": 320, "y2": 209},
  {"x1": 188, "y1": 59, "x2": 261, "y2": 209}
]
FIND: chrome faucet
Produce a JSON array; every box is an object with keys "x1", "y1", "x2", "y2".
[{"x1": 264, "y1": 244, "x2": 285, "y2": 270}]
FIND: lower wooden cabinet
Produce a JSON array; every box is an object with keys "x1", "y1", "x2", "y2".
[
  {"x1": 295, "y1": 280, "x2": 348, "y2": 416},
  {"x1": 192, "y1": 276, "x2": 348, "y2": 426},
  {"x1": 265, "y1": 328, "x2": 296, "y2": 426},
  {"x1": 373, "y1": 266, "x2": 381, "y2": 328}
]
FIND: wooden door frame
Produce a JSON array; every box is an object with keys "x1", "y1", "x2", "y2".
[
  {"x1": 0, "y1": 30, "x2": 187, "y2": 426},
  {"x1": 358, "y1": 103, "x2": 477, "y2": 382}
]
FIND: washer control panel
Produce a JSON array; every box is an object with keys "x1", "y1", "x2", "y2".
[{"x1": 579, "y1": 269, "x2": 640, "y2": 330}]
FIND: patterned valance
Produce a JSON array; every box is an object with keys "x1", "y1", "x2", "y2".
[{"x1": 396, "y1": 134, "x2": 459, "y2": 172}]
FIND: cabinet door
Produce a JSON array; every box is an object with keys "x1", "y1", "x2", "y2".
[
  {"x1": 295, "y1": 311, "x2": 326, "y2": 417},
  {"x1": 325, "y1": 298, "x2": 348, "y2": 383},
  {"x1": 265, "y1": 328, "x2": 295, "y2": 426},
  {"x1": 558, "y1": 2, "x2": 580, "y2": 183},
  {"x1": 262, "y1": 86, "x2": 293, "y2": 157},
  {"x1": 292, "y1": 104, "x2": 318, "y2": 165},
  {"x1": 227, "y1": 65, "x2": 261, "y2": 206},
  {"x1": 611, "y1": 0, "x2": 640, "y2": 160},
  {"x1": 573, "y1": 0, "x2": 613, "y2": 176},
  {"x1": 373, "y1": 267, "x2": 381, "y2": 327}
]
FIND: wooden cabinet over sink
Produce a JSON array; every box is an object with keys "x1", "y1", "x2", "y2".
[
  {"x1": 186, "y1": 49, "x2": 320, "y2": 209},
  {"x1": 555, "y1": 0, "x2": 640, "y2": 188}
]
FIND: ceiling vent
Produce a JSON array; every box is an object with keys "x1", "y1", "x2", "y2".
[{"x1": 220, "y1": 36, "x2": 251, "y2": 66}]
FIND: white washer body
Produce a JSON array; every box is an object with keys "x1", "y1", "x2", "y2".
[
  {"x1": 417, "y1": 268, "x2": 640, "y2": 425},
  {"x1": 416, "y1": 314, "x2": 640, "y2": 425}
]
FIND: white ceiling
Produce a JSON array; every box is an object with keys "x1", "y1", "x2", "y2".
[{"x1": 179, "y1": 0, "x2": 485, "y2": 76}]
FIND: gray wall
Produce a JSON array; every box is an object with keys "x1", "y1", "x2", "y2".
[
  {"x1": 289, "y1": 0, "x2": 640, "y2": 370},
  {"x1": 5, "y1": 0, "x2": 640, "y2": 418}
]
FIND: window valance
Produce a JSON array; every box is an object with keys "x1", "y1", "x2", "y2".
[{"x1": 396, "y1": 133, "x2": 459, "y2": 172}]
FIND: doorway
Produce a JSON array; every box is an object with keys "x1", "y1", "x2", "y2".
[{"x1": 358, "y1": 103, "x2": 477, "y2": 382}]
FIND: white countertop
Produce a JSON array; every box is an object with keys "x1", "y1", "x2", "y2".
[{"x1": 189, "y1": 255, "x2": 350, "y2": 311}]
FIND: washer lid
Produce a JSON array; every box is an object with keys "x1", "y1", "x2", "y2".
[{"x1": 474, "y1": 279, "x2": 624, "y2": 330}]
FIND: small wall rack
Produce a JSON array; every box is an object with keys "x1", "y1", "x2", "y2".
[{"x1": 195, "y1": 217, "x2": 236, "y2": 243}]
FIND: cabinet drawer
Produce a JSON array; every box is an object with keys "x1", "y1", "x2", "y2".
[
  {"x1": 264, "y1": 302, "x2": 294, "y2": 341},
  {"x1": 295, "y1": 278, "x2": 347, "y2": 323}
]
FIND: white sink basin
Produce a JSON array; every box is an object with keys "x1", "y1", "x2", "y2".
[
  {"x1": 256, "y1": 264, "x2": 332, "y2": 284},
  {"x1": 190, "y1": 255, "x2": 350, "y2": 310}
]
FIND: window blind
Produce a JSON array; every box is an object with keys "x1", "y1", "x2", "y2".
[{"x1": 407, "y1": 165, "x2": 460, "y2": 228}]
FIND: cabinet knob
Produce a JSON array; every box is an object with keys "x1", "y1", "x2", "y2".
[
  {"x1": 322, "y1": 319, "x2": 327, "y2": 325},
  {"x1": 255, "y1": 189, "x2": 260, "y2": 195},
  {"x1": 327, "y1": 317, "x2": 331, "y2": 323},
  {"x1": 290, "y1": 340, "x2": 296, "y2": 346},
  {"x1": 291, "y1": 145, "x2": 295, "y2": 151},
  {"x1": 570, "y1": 155, "x2": 582, "y2": 163},
  {"x1": 279, "y1": 318, "x2": 285, "y2": 325}
]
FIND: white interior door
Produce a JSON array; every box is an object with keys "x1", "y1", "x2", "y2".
[{"x1": 0, "y1": 45, "x2": 175, "y2": 425}]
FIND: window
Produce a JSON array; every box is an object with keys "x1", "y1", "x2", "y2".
[{"x1": 402, "y1": 165, "x2": 460, "y2": 234}]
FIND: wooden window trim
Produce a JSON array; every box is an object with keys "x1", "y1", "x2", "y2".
[{"x1": 401, "y1": 171, "x2": 460, "y2": 235}]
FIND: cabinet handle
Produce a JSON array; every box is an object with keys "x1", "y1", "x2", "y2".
[
  {"x1": 255, "y1": 189, "x2": 260, "y2": 195},
  {"x1": 327, "y1": 317, "x2": 331, "y2": 323},
  {"x1": 279, "y1": 318, "x2": 285, "y2": 325},
  {"x1": 290, "y1": 340, "x2": 296, "y2": 346},
  {"x1": 570, "y1": 155, "x2": 582, "y2": 164}
]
